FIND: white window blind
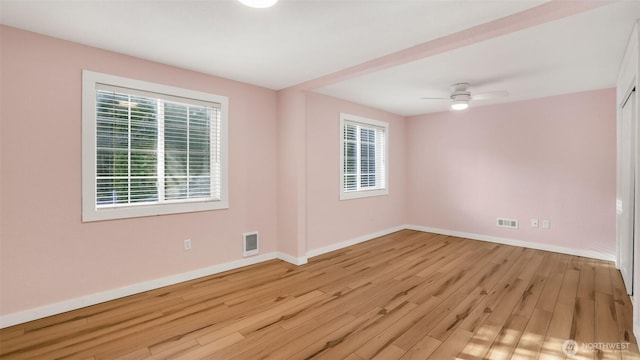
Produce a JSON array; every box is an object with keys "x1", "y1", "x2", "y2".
[
  {"x1": 340, "y1": 113, "x2": 388, "y2": 200},
  {"x1": 83, "y1": 71, "x2": 228, "y2": 221},
  {"x1": 95, "y1": 85, "x2": 220, "y2": 207}
]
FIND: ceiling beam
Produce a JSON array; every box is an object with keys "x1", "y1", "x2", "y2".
[{"x1": 289, "y1": 0, "x2": 617, "y2": 91}]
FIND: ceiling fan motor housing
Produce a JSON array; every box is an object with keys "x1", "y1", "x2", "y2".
[
  {"x1": 450, "y1": 92, "x2": 471, "y2": 101},
  {"x1": 450, "y1": 82, "x2": 471, "y2": 102}
]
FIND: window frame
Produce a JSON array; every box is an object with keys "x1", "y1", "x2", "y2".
[
  {"x1": 82, "y1": 70, "x2": 229, "y2": 222},
  {"x1": 339, "y1": 113, "x2": 389, "y2": 200}
]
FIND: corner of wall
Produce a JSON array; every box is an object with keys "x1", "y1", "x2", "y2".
[{"x1": 276, "y1": 88, "x2": 308, "y2": 259}]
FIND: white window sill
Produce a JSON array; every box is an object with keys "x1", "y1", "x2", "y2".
[{"x1": 339, "y1": 188, "x2": 389, "y2": 201}]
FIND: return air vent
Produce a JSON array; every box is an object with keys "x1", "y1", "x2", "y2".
[
  {"x1": 243, "y1": 231, "x2": 259, "y2": 257},
  {"x1": 496, "y1": 218, "x2": 518, "y2": 229}
]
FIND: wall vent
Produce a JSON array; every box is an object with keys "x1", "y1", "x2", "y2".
[
  {"x1": 496, "y1": 218, "x2": 518, "y2": 229},
  {"x1": 243, "y1": 231, "x2": 259, "y2": 257}
]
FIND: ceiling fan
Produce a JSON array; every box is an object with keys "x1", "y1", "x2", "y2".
[{"x1": 421, "y1": 83, "x2": 509, "y2": 110}]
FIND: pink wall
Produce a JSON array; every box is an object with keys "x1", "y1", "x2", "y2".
[
  {"x1": 406, "y1": 88, "x2": 617, "y2": 257},
  {"x1": 304, "y1": 92, "x2": 406, "y2": 252},
  {"x1": 0, "y1": 24, "x2": 619, "y2": 323},
  {"x1": 0, "y1": 26, "x2": 278, "y2": 315}
]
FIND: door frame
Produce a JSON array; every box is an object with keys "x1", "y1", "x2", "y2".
[{"x1": 617, "y1": 85, "x2": 637, "y2": 295}]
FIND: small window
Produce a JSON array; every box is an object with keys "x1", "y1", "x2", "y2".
[
  {"x1": 82, "y1": 71, "x2": 228, "y2": 221},
  {"x1": 340, "y1": 113, "x2": 388, "y2": 200}
]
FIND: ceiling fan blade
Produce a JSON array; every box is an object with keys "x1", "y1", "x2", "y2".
[
  {"x1": 420, "y1": 97, "x2": 449, "y2": 100},
  {"x1": 471, "y1": 90, "x2": 509, "y2": 100}
]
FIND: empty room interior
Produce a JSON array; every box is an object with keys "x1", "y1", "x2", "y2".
[{"x1": 3, "y1": 0, "x2": 640, "y2": 359}]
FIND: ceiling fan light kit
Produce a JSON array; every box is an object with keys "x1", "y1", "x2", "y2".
[
  {"x1": 449, "y1": 83, "x2": 471, "y2": 111},
  {"x1": 451, "y1": 99, "x2": 469, "y2": 111},
  {"x1": 450, "y1": 90, "x2": 471, "y2": 111}
]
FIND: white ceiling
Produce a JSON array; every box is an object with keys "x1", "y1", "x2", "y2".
[
  {"x1": 1, "y1": 0, "x2": 639, "y2": 116},
  {"x1": 314, "y1": 1, "x2": 640, "y2": 115}
]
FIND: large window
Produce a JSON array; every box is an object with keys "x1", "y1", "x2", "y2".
[
  {"x1": 82, "y1": 71, "x2": 228, "y2": 221},
  {"x1": 340, "y1": 113, "x2": 388, "y2": 200}
]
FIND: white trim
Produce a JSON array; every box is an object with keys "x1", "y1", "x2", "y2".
[
  {"x1": 616, "y1": 20, "x2": 640, "y2": 343},
  {"x1": 0, "y1": 252, "x2": 277, "y2": 329},
  {"x1": 306, "y1": 225, "x2": 406, "y2": 258},
  {"x1": 339, "y1": 113, "x2": 389, "y2": 201},
  {"x1": 277, "y1": 252, "x2": 308, "y2": 266},
  {"x1": 406, "y1": 225, "x2": 616, "y2": 262},
  {"x1": 82, "y1": 70, "x2": 229, "y2": 222}
]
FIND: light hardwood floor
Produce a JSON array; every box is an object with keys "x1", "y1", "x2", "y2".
[{"x1": 1, "y1": 230, "x2": 639, "y2": 359}]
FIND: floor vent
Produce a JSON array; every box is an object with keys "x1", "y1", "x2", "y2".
[
  {"x1": 243, "y1": 231, "x2": 259, "y2": 257},
  {"x1": 496, "y1": 218, "x2": 518, "y2": 229}
]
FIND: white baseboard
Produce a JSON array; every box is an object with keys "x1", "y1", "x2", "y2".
[
  {"x1": 306, "y1": 225, "x2": 407, "y2": 258},
  {"x1": 1, "y1": 224, "x2": 615, "y2": 328},
  {"x1": 0, "y1": 252, "x2": 278, "y2": 329},
  {"x1": 277, "y1": 252, "x2": 308, "y2": 265},
  {"x1": 406, "y1": 224, "x2": 616, "y2": 262}
]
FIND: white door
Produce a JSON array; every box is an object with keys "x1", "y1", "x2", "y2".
[{"x1": 619, "y1": 89, "x2": 636, "y2": 295}]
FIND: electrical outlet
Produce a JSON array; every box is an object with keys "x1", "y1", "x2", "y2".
[
  {"x1": 531, "y1": 219, "x2": 539, "y2": 228},
  {"x1": 184, "y1": 239, "x2": 192, "y2": 250},
  {"x1": 542, "y1": 220, "x2": 550, "y2": 229}
]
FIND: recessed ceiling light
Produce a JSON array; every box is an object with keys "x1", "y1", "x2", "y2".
[{"x1": 238, "y1": 0, "x2": 278, "y2": 8}]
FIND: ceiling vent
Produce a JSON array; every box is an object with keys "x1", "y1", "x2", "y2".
[{"x1": 243, "y1": 231, "x2": 259, "y2": 257}]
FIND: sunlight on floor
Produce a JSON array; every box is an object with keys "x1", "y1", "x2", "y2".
[{"x1": 457, "y1": 327, "x2": 637, "y2": 359}]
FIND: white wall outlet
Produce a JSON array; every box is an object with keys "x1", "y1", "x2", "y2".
[
  {"x1": 531, "y1": 219, "x2": 539, "y2": 228},
  {"x1": 542, "y1": 220, "x2": 550, "y2": 229},
  {"x1": 184, "y1": 239, "x2": 192, "y2": 250}
]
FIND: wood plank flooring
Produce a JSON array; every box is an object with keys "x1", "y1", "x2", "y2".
[{"x1": 1, "y1": 230, "x2": 639, "y2": 359}]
